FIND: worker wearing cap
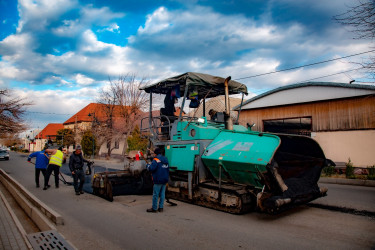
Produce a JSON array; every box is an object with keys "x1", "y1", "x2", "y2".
[
  {"x1": 69, "y1": 145, "x2": 90, "y2": 195},
  {"x1": 44, "y1": 146, "x2": 66, "y2": 190},
  {"x1": 146, "y1": 147, "x2": 169, "y2": 213}
]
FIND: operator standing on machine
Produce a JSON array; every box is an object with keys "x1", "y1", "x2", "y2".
[{"x1": 69, "y1": 145, "x2": 90, "y2": 195}]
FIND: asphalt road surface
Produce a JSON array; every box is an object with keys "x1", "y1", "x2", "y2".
[{"x1": 1, "y1": 151, "x2": 374, "y2": 250}]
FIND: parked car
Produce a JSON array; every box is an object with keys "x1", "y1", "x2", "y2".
[{"x1": 0, "y1": 150, "x2": 9, "y2": 160}]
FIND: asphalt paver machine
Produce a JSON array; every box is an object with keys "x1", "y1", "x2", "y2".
[{"x1": 140, "y1": 72, "x2": 333, "y2": 213}]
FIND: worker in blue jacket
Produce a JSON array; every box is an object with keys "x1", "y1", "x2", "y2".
[
  {"x1": 146, "y1": 147, "x2": 169, "y2": 213},
  {"x1": 27, "y1": 148, "x2": 49, "y2": 188}
]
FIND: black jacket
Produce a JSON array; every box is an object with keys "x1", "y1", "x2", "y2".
[{"x1": 69, "y1": 152, "x2": 89, "y2": 172}]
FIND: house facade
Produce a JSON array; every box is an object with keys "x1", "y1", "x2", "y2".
[
  {"x1": 236, "y1": 82, "x2": 375, "y2": 167},
  {"x1": 29, "y1": 124, "x2": 64, "y2": 152},
  {"x1": 63, "y1": 103, "x2": 128, "y2": 157}
]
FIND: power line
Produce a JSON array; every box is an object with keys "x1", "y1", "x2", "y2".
[
  {"x1": 28, "y1": 111, "x2": 73, "y2": 116},
  {"x1": 298, "y1": 67, "x2": 363, "y2": 83},
  {"x1": 235, "y1": 49, "x2": 375, "y2": 80},
  {"x1": 246, "y1": 67, "x2": 365, "y2": 96}
]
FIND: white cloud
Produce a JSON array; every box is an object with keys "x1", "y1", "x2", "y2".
[
  {"x1": 75, "y1": 73, "x2": 94, "y2": 85},
  {"x1": 13, "y1": 87, "x2": 101, "y2": 128},
  {"x1": 80, "y1": 5, "x2": 125, "y2": 25},
  {"x1": 137, "y1": 7, "x2": 171, "y2": 34},
  {"x1": 17, "y1": 0, "x2": 79, "y2": 32},
  {"x1": 97, "y1": 23, "x2": 120, "y2": 33}
]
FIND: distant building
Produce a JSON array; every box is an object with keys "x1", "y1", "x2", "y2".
[
  {"x1": 235, "y1": 82, "x2": 375, "y2": 167},
  {"x1": 63, "y1": 103, "x2": 128, "y2": 157},
  {"x1": 32, "y1": 124, "x2": 64, "y2": 151},
  {"x1": 188, "y1": 96, "x2": 242, "y2": 120},
  {"x1": 63, "y1": 103, "x2": 150, "y2": 158}
]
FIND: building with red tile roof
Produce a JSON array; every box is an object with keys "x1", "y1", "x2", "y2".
[
  {"x1": 63, "y1": 103, "x2": 148, "y2": 158},
  {"x1": 30, "y1": 123, "x2": 64, "y2": 151},
  {"x1": 36, "y1": 123, "x2": 64, "y2": 139}
]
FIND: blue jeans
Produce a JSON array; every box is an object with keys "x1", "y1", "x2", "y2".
[{"x1": 152, "y1": 184, "x2": 166, "y2": 210}]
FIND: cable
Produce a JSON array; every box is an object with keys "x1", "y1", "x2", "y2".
[
  {"x1": 234, "y1": 49, "x2": 375, "y2": 80},
  {"x1": 297, "y1": 67, "x2": 363, "y2": 83},
  {"x1": 28, "y1": 111, "x2": 73, "y2": 116},
  {"x1": 244, "y1": 67, "x2": 367, "y2": 97}
]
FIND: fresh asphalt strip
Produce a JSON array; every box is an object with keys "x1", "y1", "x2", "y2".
[{"x1": 307, "y1": 203, "x2": 375, "y2": 219}]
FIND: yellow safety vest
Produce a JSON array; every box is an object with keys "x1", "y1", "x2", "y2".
[{"x1": 49, "y1": 150, "x2": 63, "y2": 167}]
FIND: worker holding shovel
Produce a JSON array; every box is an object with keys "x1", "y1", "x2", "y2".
[{"x1": 27, "y1": 147, "x2": 50, "y2": 188}]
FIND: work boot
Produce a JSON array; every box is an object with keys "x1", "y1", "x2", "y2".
[
  {"x1": 36, "y1": 184, "x2": 40, "y2": 188},
  {"x1": 43, "y1": 186, "x2": 49, "y2": 190},
  {"x1": 146, "y1": 208, "x2": 157, "y2": 213},
  {"x1": 158, "y1": 208, "x2": 163, "y2": 212},
  {"x1": 80, "y1": 191, "x2": 84, "y2": 194},
  {"x1": 75, "y1": 192, "x2": 80, "y2": 195}
]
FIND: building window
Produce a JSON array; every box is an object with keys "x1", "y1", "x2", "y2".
[
  {"x1": 263, "y1": 117, "x2": 312, "y2": 136},
  {"x1": 115, "y1": 139, "x2": 119, "y2": 149}
]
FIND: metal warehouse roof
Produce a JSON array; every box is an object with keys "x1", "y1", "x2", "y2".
[{"x1": 234, "y1": 82, "x2": 375, "y2": 110}]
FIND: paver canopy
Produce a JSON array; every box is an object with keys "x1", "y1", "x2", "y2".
[{"x1": 140, "y1": 72, "x2": 248, "y2": 99}]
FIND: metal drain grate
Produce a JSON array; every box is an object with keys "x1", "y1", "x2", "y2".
[{"x1": 26, "y1": 230, "x2": 74, "y2": 250}]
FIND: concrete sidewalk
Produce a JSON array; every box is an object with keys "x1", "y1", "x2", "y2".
[{"x1": 0, "y1": 190, "x2": 30, "y2": 249}]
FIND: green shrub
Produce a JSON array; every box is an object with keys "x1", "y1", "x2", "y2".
[
  {"x1": 345, "y1": 158, "x2": 355, "y2": 179},
  {"x1": 368, "y1": 166, "x2": 375, "y2": 180},
  {"x1": 322, "y1": 166, "x2": 336, "y2": 176},
  {"x1": 127, "y1": 125, "x2": 148, "y2": 153},
  {"x1": 81, "y1": 130, "x2": 96, "y2": 157}
]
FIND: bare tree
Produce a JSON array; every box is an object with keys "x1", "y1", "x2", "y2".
[
  {"x1": 97, "y1": 74, "x2": 149, "y2": 157},
  {"x1": 335, "y1": 0, "x2": 375, "y2": 76},
  {"x1": 0, "y1": 89, "x2": 32, "y2": 137},
  {"x1": 114, "y1": 74, "x2": 149, "y2": 135},
  {"x1": 96, "y1": 82, "x2": 118, "y2": 157},
  {"x1": 0, "y1": 134, "x2": 21, "y2": 147},
  {"x1": 335, "y1": 0, "x2": 375, "y2": 40}
]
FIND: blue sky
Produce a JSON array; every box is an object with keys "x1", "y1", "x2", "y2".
[{"x1": 0, "y1": 0, "x2": 373, "y2": 130}]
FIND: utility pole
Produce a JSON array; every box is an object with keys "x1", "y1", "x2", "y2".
[{"x1": 88, "y1": 112, "x2": 95, "y2": 160}]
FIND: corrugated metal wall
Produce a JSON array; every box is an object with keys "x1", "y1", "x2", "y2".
[{"x1": 238, "y1": 95, "x2": 375, "y2": 132}]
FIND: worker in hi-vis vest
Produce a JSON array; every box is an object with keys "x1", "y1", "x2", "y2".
[{"x1": 44, "y1": 147, "x2": 66, "y2": 190}]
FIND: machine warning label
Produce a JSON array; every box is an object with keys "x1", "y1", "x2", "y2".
[{"x1": 232, "y1": 142, "x2": 253, "y2": 151}]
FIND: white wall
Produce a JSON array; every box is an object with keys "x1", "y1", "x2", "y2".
[
  {"x1": 98, "y1": 138, "x2": 127, "y2": 157},
  {"x1": 312, "y1": 130, "x2": 375, "y2": 167}
]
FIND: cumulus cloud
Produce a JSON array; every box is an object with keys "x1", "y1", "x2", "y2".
[
  {"x1": 17, "y1": 0, "x2": 79, "y2": 33},
  {"x1": 129, "y1": 5, "x2": 285, "y2": 61},
  {"x1": 0, "y1": 0, "x2": 128, "y2": 88},
  {"x1": 75, "y1": 73, "x2": 95, "y2": 85},
  {"x1": 127, "y1": 4, "x2": 371, "y2": 89},
  {"x1": 14, "y1": 87, "x2": 100, "y2": 128}
]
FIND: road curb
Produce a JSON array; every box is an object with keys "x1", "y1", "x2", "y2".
[
  {"x1": 0, "y1": 169, "x2": 64, "y2": 226},
  {"x1": 319, "y1": 177, "x2": 375, "y2": 187}
]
